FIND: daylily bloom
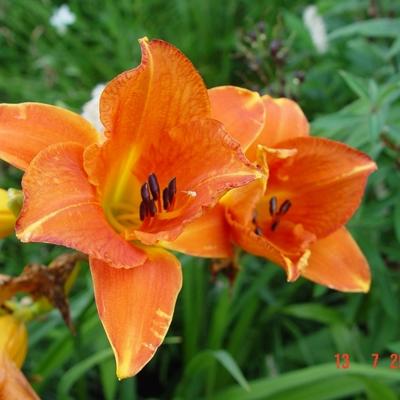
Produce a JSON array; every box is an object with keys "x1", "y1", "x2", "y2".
[
  {"x1": 0, "y1": 189, "x2": 16, "y2": 239},
  {"x1": 0, "y1": 314, "x2": 39, "y2": 399},
  {"x1": 169, "y1": 86, "x2": 377, "y2": 292},
  {"x1": 0, "y1": 40, "x2": 258, "y2": 378}
]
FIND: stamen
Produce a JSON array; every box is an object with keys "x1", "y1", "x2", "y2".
[
  {"x1": 271, "y1": 219, "x2": 280, "y2": 231},
  {"x1": 269, "y1": 196, "x2": 277, "y2": 216},
  {"x1": 167, "y1": 177, "x2": 177, "y2": 203},
  {"x1": 148, "y1": 200, "x2": 157, "y2": 217},
  {"x1": 148, "y1": 173, "x2": 160, "y2": 201},
  {"x1": 278, "y1": 199, "x2": 292, "y2": 215},
  {"x1": 140, "y1": 182, "x2": 151, "y2": 203},
  {"x1": 139, "y1": 201, "x2": 148, "y2": 221},
  {"x1": 162, "y1": 188, "x2": 170, "y2": 211},
  {"x1": 254, "y1": 226, "x2": 262, "y2": 236}
]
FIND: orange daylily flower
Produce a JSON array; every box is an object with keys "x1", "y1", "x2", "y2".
[
  {"x1": 0, "y1": 41, "x2": 259, "y2": 378},
  {"x1": 170, "y1": 86, "x2": 377, "y2": 292}
]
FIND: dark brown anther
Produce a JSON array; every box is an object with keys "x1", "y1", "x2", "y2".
[
  {"x1": 139, "y1": 201, "x2": 148, "y2": 221},
  {"x1": 140, "y1": 182, "x2": 151, "y2": 202},
  {"x1": 269, "y1": 196, "x2": 277, "y2": 216},
  {"x1": 254, "y1": 226, "x2": 263, "y2": 236},
  {"x1": 148, "y1": 173, "x2": 160, "y2": 201},
  {"x1": 278, "y1": 199, "x2": 291, "y2": 215},
  {"x1": 167, "y1": 177, "x2": 177, "y2": 203},
  {"x1": 148, "y1": 200, "x2": 157, "y2": 217},
  {"x1": 162, "y1": 188, "x2": 170, "y2": 211},
  {"x1": 271, "y1": 219, "x2": 280, "y2": 231}
]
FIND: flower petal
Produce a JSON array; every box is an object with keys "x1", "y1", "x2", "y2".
[
  {"x1": 100, "y1": 38, "x2": 210, "y2": 140},
  {"x1": 133, "y1": 119, "x2": 260, "y2": 244},
  {"x1": 0, "y1": 103, "x2": 100, "y2": 170},
  {"x1": 226, "y1": 209, "x2": 309, "y2": 281},
  {"x1": 0, "y1": 189, "x2": 16, "y2": 239},
  {"x1": 16, "y1": 142, "x2": 146, "y2": 268},
  {"x1": 90, "y1": 249, "x2": 182, "y2": 379},
  {"x1": 266, "y1": 136, "x2": 377, "y2": 239},
  {"x1": 246, "y1": 95, "x2": 309, "y2": 160},
  {"x1": 161, "y1": 204, "x2": 233, "y2": 258},
  {"x1": 209, "y1": 86, "x2": 265, "y2": 151},
  {"x1": 0, "y1": 354, "x2": 39, "y2": 400},
  {"x1": 301, "y1": 228, "x2": 371, "y2": 292}
]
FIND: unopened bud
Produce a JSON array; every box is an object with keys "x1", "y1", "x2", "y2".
[
  {"x1": 0, "y1": 189, "x2": 17, "y2": 239},
  {"x1": 0, "y1": 314, "x2": 28, "y2": 368},
  {"x1": 7, "y1": 188, "x2": 23, "y2": 217}
]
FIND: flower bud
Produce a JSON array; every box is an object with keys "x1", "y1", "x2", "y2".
[
  {"x1": 0, "y1": 314, "x2": 28, "y2": 368},
  {"x1": 7, "y1": 188, "x2": 23, "y2": 217},
  {"x1": 0, "y1": 189, "x2": 16, "y2": 239}
]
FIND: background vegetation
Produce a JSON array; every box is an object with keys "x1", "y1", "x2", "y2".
[{"x1": 1, "y1": 0, "x2": 400, "y2": 398}]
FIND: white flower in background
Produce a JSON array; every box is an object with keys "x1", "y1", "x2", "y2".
[
  {"x1": 81, "y1": 84, "x2": 106, "y2": 135},
  {"x1": 50, "y1": 5, "x2": 76, "y2": 35},
  {"x1": 303, "y1": 5, "x2": 328, "y2": 54}
]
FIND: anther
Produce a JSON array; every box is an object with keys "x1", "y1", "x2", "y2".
[
  {"x1": 140, "y1": 182, "x2": 151, "y2": 203},
  {"x1": 167, "y1": 177, "x2": 177, "y2": 203},
  {"x1": 269, "y1": 196, "x2": 277, "y2": 216},
  {"x1": 162, "y1": 187, "x2": 170, "y2": 211},
  {"x1": 271, "y1": 219, "x2": 280, "y2": 231},
  {"x1": 148, "y1": 200, "x2": 157, "y2": 217},
  {"x1": 278, "y1": 199, "x2": 291, "y2": 215},
  {"x1": 254, "y1": 226, "x2": 262, "y2": 236},
  {"x1": 148, "y1": 173, "x2": 160, "y2": 201},
  {"x1": 139, "y1": 201, "x2": 148, "y2": 221}
]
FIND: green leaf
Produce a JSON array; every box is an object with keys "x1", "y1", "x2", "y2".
[
  {"x1": 214, "y1": 363, "x2": 400, "y2": 400},
  {"x1": 339, "y1": 71, "x2": 368, "y2": 99},
  {"x1": 57, "y1": 349, "x2": 113, "y2": 400},
  {"x1": 394, "y1": 198, "x2": 400, "y2": 244},
  {"x1": 329, "y1": 19, "x2": 400, "y2": 40},
  {"x1": 283, "y1": 303, "x2": 343, "y2": 325},
  {"x1": 213, "y1": 350, "x2": 250, "y2": 392},
  {"x1": 180, "y1": 350, "x2": 250, "y2": 394},
  {"x1": 362, "y1": 377, "x2": 398, "y2": 400}
]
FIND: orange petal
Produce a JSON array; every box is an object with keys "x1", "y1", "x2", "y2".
[
  {"x1": 0, "y1": 354, "x2": 39, "y2": 400},
  {"x1": 90, "y1": 249, "x2": 182, "y2": 379},
  {"x1": 91, "y1": 38, "x2": 212, "y2": 212},
  {"x1": 100, "y1": 38, "x2": 210, "y2": 140},
  {"x1": 246, "y1": 95, "x2": 309, "y2": 160},
  {"x1": 209, "y1": 86, "x2": 265, "y2": 151},
  {"x1": 266, "y1": 136, "x2": 377, "y2": 239},
  {"x1": 226, "y1": 209, "x2": 308, "y2": 280},
  {"x1": 0, "y1": 103, "x2": 100, "y2": 170},
  {"x1": 221, "y1": 177, "x2": 266, "y2": 225},
  {"x1": 161, "y1": 204, "x2": 233, "y2": 258},
  {"x1": 0, "y1": 189, "x2": 16, "y2": 239},
  {"x1": 301, "y1": 227, "x2": 371, "y2": 292},
  {"x1": 16, "y1": 142, "x2": 146, "y2": 268},
  {"x1": 132, "y1": 119, "x2": 260, "y2": 244}
]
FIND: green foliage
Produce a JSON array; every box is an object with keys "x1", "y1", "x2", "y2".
[{"x1": 1, "y1": 0, "x2": 400, "y2": 399}]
